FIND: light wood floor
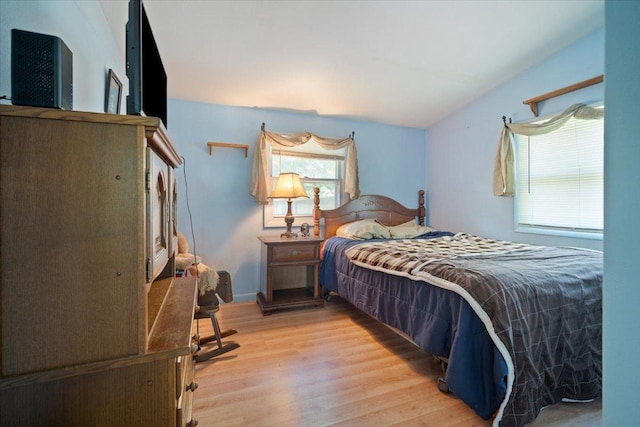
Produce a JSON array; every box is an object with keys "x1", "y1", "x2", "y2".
[{"x1": 192, "y1": 297, "x2": 601, "y2": 427}]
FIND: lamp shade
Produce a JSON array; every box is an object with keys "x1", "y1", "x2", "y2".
[{"x1": 268, "y1": 172, "x2": 309, "y2": 199}]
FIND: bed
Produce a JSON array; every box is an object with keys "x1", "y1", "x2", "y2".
[{"x1": 312, "y1": 189, "x2": 602, "y2": 427}]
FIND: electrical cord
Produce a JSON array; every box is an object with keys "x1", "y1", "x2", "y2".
[
  {"x1": 181, "y1": 155, "x2": 198, "y2": 273},
  {"x1": 181, "y1": 154, "x2": 203, "y2": 346}
]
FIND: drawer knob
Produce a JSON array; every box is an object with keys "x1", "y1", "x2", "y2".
[
  {"x1": 187, "y1": 419, "x2": 199, "y2": 427},
  {"x1": 290, "y1": 249, "x2": 300, "y2": 256},
  {"x1": 186, "y1": 381, "x2": 199, "y2": 392},
  {"x1": 190, "y1": 343, "x2": 199, "y2": 353}
]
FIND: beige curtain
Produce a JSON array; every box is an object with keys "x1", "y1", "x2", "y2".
[
  {"x1": 493, "y1": 103, "x2": 604, "y2": 196},
  {"x1": 250, "y1": 130, "x2": 360, "y2": 204}
]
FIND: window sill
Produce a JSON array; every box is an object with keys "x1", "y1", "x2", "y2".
[
  {"x1": 264, "y1": 214, "x2": 314, "y2": 229},
  {"x1": 515, "y1": 226, "x2": 603, "y2": 241}
]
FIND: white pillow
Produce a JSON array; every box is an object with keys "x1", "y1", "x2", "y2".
[
  {"x1": 336, "y1": 219, "x2": 392, "y2": 240},
  {"x1": 388, "y1": 219, "x2": 435, "y2": 238}
]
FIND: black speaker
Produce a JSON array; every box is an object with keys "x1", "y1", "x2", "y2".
[{"x1": 11, "y1": 29, "x2": 73, "y2": 110}]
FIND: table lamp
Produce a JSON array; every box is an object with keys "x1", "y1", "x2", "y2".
[{"x1": 269, "y1": 172, "x2": 309, "y2": 238}]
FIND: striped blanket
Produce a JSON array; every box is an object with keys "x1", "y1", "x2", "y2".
[{"x1": 345, "y1": 233, "x2": 602, "y2": 427}]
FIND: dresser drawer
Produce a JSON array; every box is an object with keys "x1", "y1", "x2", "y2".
[
  {"x1": 176, "y1": 353, "x2": 197, "y2": 427},
  {"x1": 176, "y1": 352, "x2": 197, "y2": 397},
  {"x1": 271, "y1": 243, "x2": 318, "y2": 263}
]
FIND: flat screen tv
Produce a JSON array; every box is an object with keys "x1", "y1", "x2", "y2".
[{"x1": 126, "y1": 0, "x2": 167, "y2": 128}]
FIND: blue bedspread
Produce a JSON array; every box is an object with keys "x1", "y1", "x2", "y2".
[{"x1": 320, "y1": 233, "x2": 508, "y2": 421}]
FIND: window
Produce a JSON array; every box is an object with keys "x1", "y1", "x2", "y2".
[
  {"x1": 264, "y1": 140, "x2": 346, "y2": 227},
  {"x1": 515, "y1": 115, "x2": 603, "y2": 237}
]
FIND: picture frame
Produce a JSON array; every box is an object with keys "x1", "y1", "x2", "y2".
[{"x1": 105, "y1": 68, "x2": 122, "y2": 114}]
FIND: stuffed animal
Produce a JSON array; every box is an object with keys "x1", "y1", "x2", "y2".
[{"x1": 175, "y1": 232, "x2": 220, "y2": 298}]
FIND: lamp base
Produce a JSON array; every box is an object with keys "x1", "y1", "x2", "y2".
[
  {"x1": 280, "y1": 230, "x2": 299, "y2": 238},
  {"x1": 281, "y1": 198, "x2": 298, "y2": 238}
]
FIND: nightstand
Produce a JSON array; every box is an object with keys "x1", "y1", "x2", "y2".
[{"x1": 257, "y1": 236, "x2": 324, "y2": 315}]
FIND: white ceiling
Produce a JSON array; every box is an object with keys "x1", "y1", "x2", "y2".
[{"x1": 99, "y1": 0, "x2": 604, "y2": 129}]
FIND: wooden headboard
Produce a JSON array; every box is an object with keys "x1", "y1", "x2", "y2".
[{"x1": 312, "y1": 188, "x2": 425, "y2": 238}]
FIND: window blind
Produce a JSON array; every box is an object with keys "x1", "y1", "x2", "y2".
[{"x1": 516, "y1": 116, "x2": 603, "y2": 232}]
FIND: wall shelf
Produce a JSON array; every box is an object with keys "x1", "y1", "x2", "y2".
[
  {"x1": 523, "y1": 75, "x2": 604, "y2": 117},
  {"x1": 207, "y1": 142, "x2": 249, "y2": 157}
]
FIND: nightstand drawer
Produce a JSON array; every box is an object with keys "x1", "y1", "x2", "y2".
[{"x1": 271, "y1": 243, "x2": 318, "y2": 262}]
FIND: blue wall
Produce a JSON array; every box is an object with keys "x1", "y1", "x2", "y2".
[
  {"x1": 0, "y1": 1, "x2": 125, "y2": 113},
  {"x1": 426, "y1": 29, "x2": 604, "y2": 251},
  {"x1": 168, "y1": 100, "x2": 426, "y2": 300},
  {"x1": 603, "y1": 2, "x2": 640, "y2": 424}
]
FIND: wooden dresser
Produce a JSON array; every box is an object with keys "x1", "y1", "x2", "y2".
[{"x1": 0, "y1": 105, "x2": 198, "y2": 426}]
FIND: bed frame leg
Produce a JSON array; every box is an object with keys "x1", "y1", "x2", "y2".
[
  {"x1": 434, "y1": 356, "x2": 451, "y2": 394},
  {"x1": 437, "y1": 377, "x2": 450, "y2": 394}
]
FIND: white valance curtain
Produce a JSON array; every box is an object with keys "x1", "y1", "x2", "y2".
[
  {"x1": 492, "y1": 103, "x2": 604, "y2": 196},
  {"x1": 250, "y1": 129, "x2": 360, "y2": 204}
]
